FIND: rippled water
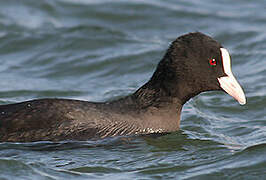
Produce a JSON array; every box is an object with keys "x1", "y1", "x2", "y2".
[{"x1": 0, "y1": 0, "x2": 266, "y2": 179}]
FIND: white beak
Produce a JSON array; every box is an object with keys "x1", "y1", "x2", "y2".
[{"x1": 218, "y1": 48, "x2": 246, "y2": 105}]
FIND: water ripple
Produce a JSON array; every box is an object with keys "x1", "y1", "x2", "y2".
[{"x1": 0, "y1": 0, "x2": 266, "y2": 179}]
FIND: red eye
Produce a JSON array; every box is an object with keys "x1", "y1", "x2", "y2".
[{"x1": 209, "y1": 58, "x2": 216, "y2": 66}]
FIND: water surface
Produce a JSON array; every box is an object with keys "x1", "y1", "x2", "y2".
[{"x1": 0, "y1": 0, "x2": 266, "y2": 179}]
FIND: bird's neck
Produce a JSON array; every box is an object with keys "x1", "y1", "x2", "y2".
[
  {"x1": 108, "y1": 73, "x2": 201, "y2": 133},
  {"x1": 105, "y1": 78, "x2": 196, "y2": 134},
  {"x1": 132, "y1": 74, "x2": 200, "y2": 107},
  {"x1": 132, "y1": 81, "x2": 183, "y2": 108}
]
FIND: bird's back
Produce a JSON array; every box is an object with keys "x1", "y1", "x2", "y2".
[{"x1": 0, "y1": 99, "x2": 105, "y2": 141}]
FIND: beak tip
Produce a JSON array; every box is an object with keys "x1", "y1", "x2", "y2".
[
  {"x1": 239, "y1": 101, "x2": 246, "y2": 105},
  {"x1": 218, "y1": 76, "x2": 246, "y2": 106},
  {"x1": 239, "y1": 98, "x2": 246, "y2": 105}
]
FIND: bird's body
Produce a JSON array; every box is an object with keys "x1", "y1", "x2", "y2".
[
  {"x1": 0, "y1": 88, "x2": 182, "y2": 142},
  {"x1": 0, "y1": 32, "x2": 246, "y2": 142}
]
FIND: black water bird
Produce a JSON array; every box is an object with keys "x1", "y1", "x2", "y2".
[{"x1": 0, "y1": 32, "x2": 246, "y2": 142}]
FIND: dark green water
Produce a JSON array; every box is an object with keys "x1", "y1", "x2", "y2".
[{"x1": 0, "y1": 0, "x2": 266, "y2": 179}]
